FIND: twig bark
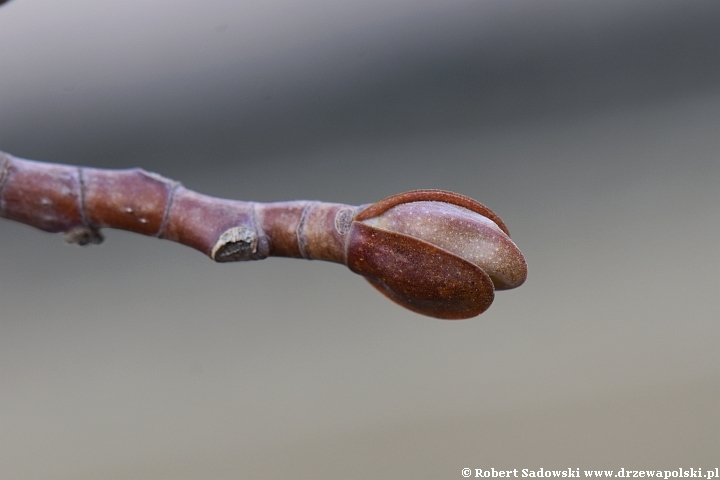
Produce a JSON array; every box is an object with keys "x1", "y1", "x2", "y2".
[{"x1": 0, "y1": 151, "x2": 526, "y2": 319}]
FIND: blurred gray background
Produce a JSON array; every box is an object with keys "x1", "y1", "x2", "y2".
[{"x1": 1, "y1": 0, "x2": 719, "y2": 478}]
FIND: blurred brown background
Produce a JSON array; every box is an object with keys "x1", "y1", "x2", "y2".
[{"x1": 1, "y1": 0, "x2": 719, "y2": 478}]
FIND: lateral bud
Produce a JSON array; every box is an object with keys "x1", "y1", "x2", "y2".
[
  {"x1": 211, "y1": 226, "x2": 259, "y2": 262},
  {"x1": 65, "y1": 226, "x2": 104, "y2": 246}
]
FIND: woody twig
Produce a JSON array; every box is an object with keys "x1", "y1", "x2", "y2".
[{"x1": 0, "y1": 151, "x2": 526, "y2": 319}]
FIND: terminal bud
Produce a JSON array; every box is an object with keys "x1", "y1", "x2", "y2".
[{"x1": 345, "y1": 190, "x2": 526, "y2": 319}]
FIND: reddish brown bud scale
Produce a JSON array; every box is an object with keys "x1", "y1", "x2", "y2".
[
  {"x1": 0, "y1": 151, "x2": 526, "y2": 319},
  {"x1": 355, "y1": 189, "x2": 510, "y2": 236},
  {"x1": 346, "y1": 222, "x2": 495, "y2": 319},
  {"x1": 361, "y1": 200, "x2": 526, "y2": 290}
]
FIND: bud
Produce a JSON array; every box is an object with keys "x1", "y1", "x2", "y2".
[{"x1": 345, "y1": 190, "x2": 526, "y2": 319}]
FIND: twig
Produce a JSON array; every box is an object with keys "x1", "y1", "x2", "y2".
[{"x1": 0, "y1": 151, "x2": 526, "y2": 319}]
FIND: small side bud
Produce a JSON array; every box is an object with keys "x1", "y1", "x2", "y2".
[
  {"x1": 211, "y1": 226, "x2": 258, "y2": 262},
  {"x1": 65, "y1": 226, "x2": 104, "y2": 246}
]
